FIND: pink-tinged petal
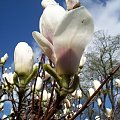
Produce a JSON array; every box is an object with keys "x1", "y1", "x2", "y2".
[
  {"x1": 53, "y1": 6, "x2": 94, "y2": 75},
  {"x1": 32, "y1": 31, "x2": 56, "y2": 64},
  {"x1": 40, "y1": 4, "x2": 66, "y2": 44}
]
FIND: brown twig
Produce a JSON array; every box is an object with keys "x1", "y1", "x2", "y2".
[
  {"x1": 43, "y1": 81, "x2": 55, "y2": 120},
  {"x1": 69, "y1": 64, "x2": 120, "y2": 120}
]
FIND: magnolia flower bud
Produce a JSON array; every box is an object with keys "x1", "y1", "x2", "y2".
[
  {"x1": 71, "y1": 90, "x2": 76, "y2": 97},
  {"x1": 41, "y1": 0, "x2": 57, "y2": 8},
  {"x1": 76, "y1": 89, "x2": 82, "y2": 99},
  {"x1": 88, "y1": 88, "x2": 95, "y2": 97},
  {"x1": 79, "y1": 54, "x2": 86, "y2": 68},
  {"x1": 0, "y1": 53, "x2": 8, "y2": 64},
  {"x1": 106, "y1": 108, "x2": 112, "y2": 117},
  {"x1": 47, "y1": 92, "x2": 51, "y2": 99},
  {"x1": 97, "y1": 98, "x2": 102, "y2": 107},
  {"x1": 14, "y1": 42, "x2": 34, "y2": 77},
  {"x1": 115, "y1": 79, "x2": 120, "y2": 87},
  {"x1": 33, "y1": 63, "x2": 39, "y2": 70},
  {"x1": 65, "y1": 0, "x2": 80, "y2": 10},
  {"x1": 32, "y1": 77, "x2": 43, "y2": 91},
  {"x1": 76, "y1": 103, "x2": 82, "y2": 109},
  {"x1": 95, "y1": 116, "x2": 100, "y2": 120},
  {"x1": 93, "y1": 80, "x2": 101, "y2": 90},
  {"x1": 42, "y1": 89, "x2": 48, "y2": 101}
]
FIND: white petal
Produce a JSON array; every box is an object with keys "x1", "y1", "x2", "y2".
[
  {"x1": 32, "y1": 31, "x2": 56, "y2": 64},
  {"x1": 40, "y1": 5, "x2": 66, "y2": 44},
  {"x1": 53, "y1": 6, "x2": 94, "y2": 75}
]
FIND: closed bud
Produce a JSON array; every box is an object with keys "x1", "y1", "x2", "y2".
[
  {"x1": 95, "y1": 116, "x2": 100, "y2": 120},
  {"x1": 88, "y1": 88, "x2": 95, "y2": 97},
  {"x1": 93, "y1": 80, "x2": 101, "y2": 90},
  {"x1": 0, "y1": 53, "x2": 8, "y2": 64},
  {"x1": 79, "y1": 54, "x2": 86, "y2": 69},
  {"x1": 97, "y1": 98, "x2": 102, "y2": 107},
  {"x1": 76, "y1": 89, "x2": 82, "y2": 99},
  {"x1": 106, "y1": 108, "x2": 112, "y2": 117},
  {"x1": 42, "y1": 89, "x2": 48, "y2": 101},
  {"x1": 32, "y1": 77, "x2": 43, "y2": 91},
  {"x1": 14, "y1": 42, "x2": 34, "y2": 78},
  {"x1": 41, "y1": 0, "x2": 57, "y2": 8},
  {"x1": 115, "y1": 79, "x2": 120, "y2": 88}
]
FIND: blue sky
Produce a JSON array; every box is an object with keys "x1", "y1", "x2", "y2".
[
  {"x1": 0, "y1": 0, "x2": 120, "y2": 68},
  {"x1": 0, "y1": 0, "x2": 120, "y2": 118}
]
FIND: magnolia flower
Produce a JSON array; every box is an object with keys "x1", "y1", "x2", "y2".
[
  {"x1": 76, "y1": 103, "x2": 82, "y2": 109},
  {"x1": 71, "y1": 90, "x2": 76, "y2": 97},
  {"x1": 106, "y1": 108, "x2": 112, "y2": 117},
  {"x1": 88, "y1": 88, "x2": 95, "y2": 97},
  {"x1": 32, "y1": 1, "x2": 94, "y2": 75},
  {"x1": 42, "y1": 89, "x2": 48, "y2": 101},
  {"x1": 79, "y1": 54, "x2": 86, "y2": 68},
  {"x1": 76, "y1": 89, "x2": 82, "y2": 99},
  {"x1": 47, "y1": 92, "x2": 51, "y2": 99},
  {"x1": 95, "y1": 116, "x2": 100, "y2": 120},
  {"x1": 97, "y1": 98, "x2": 102, "y2": 107},
  {"x1": 65, "y1": 0, "x2": 80, "y2": 10},
  {"x1": 93, "y1": 80, "x2": 101, "y2": 90},
  {"x1": 41, "y1": 0, "x2": 57, "y2": 8},
  {"x1": 14, "y1": 42, "x2": 34, "y2": 77},
  {"x1": 32, "y1": 77, "x2": 43, "y2": 91},
  {"x1": 115, "y1": 79, "x2": 120, "y2": 87},
  {"x1": 0, "y1": 53, "x2": 8, "y2": 64}
]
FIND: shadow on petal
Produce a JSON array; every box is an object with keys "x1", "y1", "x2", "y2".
[{"x1": 32, "y1": 31, "x2": 56, "y2": 64}]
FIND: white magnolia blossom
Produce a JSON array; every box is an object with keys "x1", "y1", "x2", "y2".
[
  {"x1": 79, "y1": 54, "x2": 86, "y2": 68},
  {"x1": 42, "y1": 89, "x2": 48, "y2": 101},
  {"x1": 33, "y1": 63, "x2": 39, "y2": 70},
  {"x1": 47, "y1": 92, "x2": 51, "y2": 99},
  {"x1": 65, "y1": 0, "x2": 80, "y2": 10},
  {"x1": 88, "y1": 88, "x2": 95, "y2": 97},
  {"x1": 95, "y1": 115, "x2": 100, "y2": 120},
  {"x1": 115, "y1": 79, "x2": 120, "y2": 87},
  {"x1": 0, "y1": 53, "x2": 8, "y2": 64},
  {"x1": 14, "y1": 42, "x2": 34, "y2": 77},
  {"x1": 32, "y1": 0, "x2": 94, "y2": 75},
  {"x1": 76, "y1": 103, "x2": 82, "y2": 109},
  {"x1": 71, "y1": 90, "x2": 76, "y2": 97},
  {"x1": 32, "y1": 77, "x2": 43, "y2": 91},
  {"x1": 41, "y1": 0, "x2": 57, "y2": 8},
  {"x1": 76, "y1": 89, "x2": 82, "y2": 99},
  {"x1": 93, "y1": 80, "x2": 101, "y2": 90},
  {"x1": 106, "y1": 108, "x2": 112, "y2": 117},
  {"x1": 97, "y1": 98, "x2": 102, "y2": 107}
]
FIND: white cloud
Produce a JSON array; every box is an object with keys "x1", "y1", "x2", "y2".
[{"x1": 82, "y1": 0, "x2": 120, "y2": 35}]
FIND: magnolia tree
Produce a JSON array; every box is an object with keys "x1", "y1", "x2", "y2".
[{"x1": 0, "y1": 0, "x2": 120, "y2": 120}]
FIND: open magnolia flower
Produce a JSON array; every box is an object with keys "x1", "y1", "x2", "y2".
[{"x1": 32, "y1": 0, "x2": 94, "y2": 75}]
